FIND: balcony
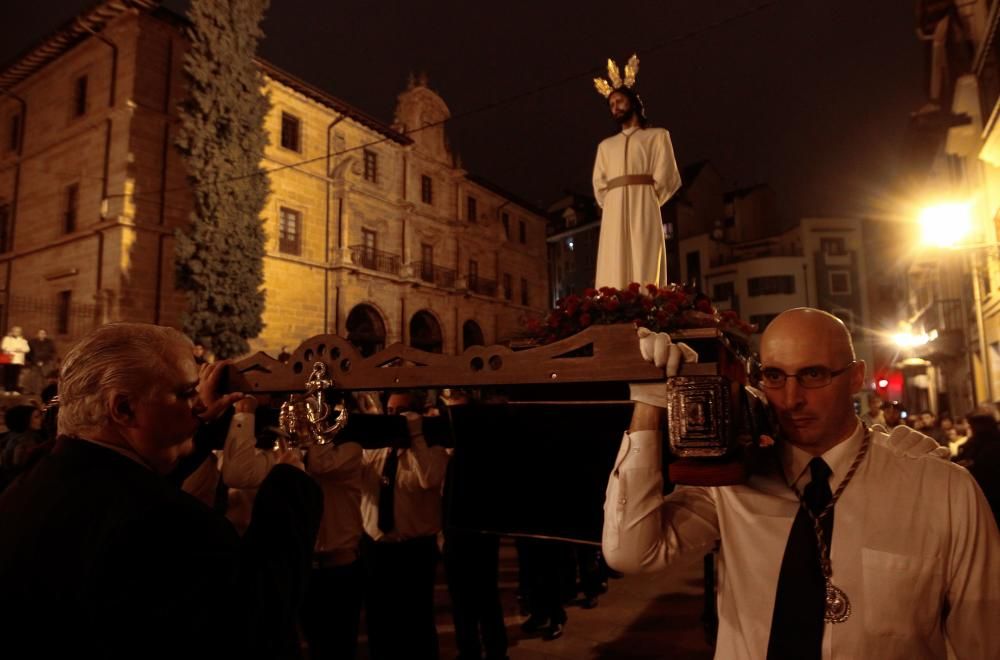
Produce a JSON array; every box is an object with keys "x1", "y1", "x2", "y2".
[
  {"x1": 467, "y1": 275, "x2": 497, "y2": 297},
  {"x1": 411, "y1": 261, "x2": 456, "y2": 288},
  {"x1": 349, "y1": 245, "x2": 401, "y2": 276}
]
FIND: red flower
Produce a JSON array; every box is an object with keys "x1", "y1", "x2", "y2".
[
  {"x1": 627, "y1": 282, "x2": 642, "y2": 294},
  {"x1": 584, "y1": 287, "x2": 598, "y2": 297},
  {"x1": 646, "y1": 283, "x2": 659, "y2": 295},
  {"x1": 579, "y1": 313, "x2": 592, "y2": 327},
  {"x1": 581, "y1": 299, "x2": 593, "y2": 312},
  {"x1": 696, "y1": 299, "x2": 714, "y2": 314},
  {"x1": 603, "y1": 297, "x2": 620, "y2": 312}
]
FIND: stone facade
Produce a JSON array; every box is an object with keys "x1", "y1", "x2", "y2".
[{"x1": 0, "y1": 4, "x2": 548, "y2": 357}]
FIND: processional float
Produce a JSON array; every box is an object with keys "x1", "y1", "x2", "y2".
[{"x1": 234, "y1": 325, "x2": 768, "y2": 544}]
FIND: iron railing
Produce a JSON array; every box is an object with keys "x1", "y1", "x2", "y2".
[
  {"x1": 411, "y1": 261, "x2": 456, "y2": 288},
  {"x1": 349, "y1": 245, "x2": 401, "y2": 275}
]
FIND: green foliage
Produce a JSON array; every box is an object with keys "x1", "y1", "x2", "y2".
[{"x1": 175, "y1": 0, "x2": 271, "y2": 359}]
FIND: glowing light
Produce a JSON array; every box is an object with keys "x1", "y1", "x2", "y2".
[
  {"x1": 892, "y1": 329, "x2": 937, "y2": 348},
  {"x1": 877, "y1": 378, "x2": 889, "y2": 388},
  {"x1": 918, "y1": 202, "x2": 972, "y2": 248}
]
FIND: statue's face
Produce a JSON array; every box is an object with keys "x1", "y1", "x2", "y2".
[{"x1": 608, "y1": 91, "x2": 633, "y2": 122}]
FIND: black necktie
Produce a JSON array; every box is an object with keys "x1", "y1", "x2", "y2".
[
  {"x1": 767, "y1": 458, "x2": 833, "y2": 660},
  {"x1": 377, "y1": 448, "x2": 399, "y2": 533}
]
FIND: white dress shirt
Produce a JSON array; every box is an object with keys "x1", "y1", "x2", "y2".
[
  {"x1": 603, "y1": 419, "x2": 1000, "y2": 659},
  {"x1": 360, "y1": 434, "x2": 449, "y2": 542},
  {"x1": 221, "y1": 412, "x2": 364, "y2": 558}
]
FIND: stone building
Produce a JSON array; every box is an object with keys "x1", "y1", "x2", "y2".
[{"x1": 0, "y1": 1, "x2": 549, "y2": 357}]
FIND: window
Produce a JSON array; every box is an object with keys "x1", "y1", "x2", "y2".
[
  {"x1": 829, "y1": 270, "x2": 851, "y2": 295},
  {"x1": 420, "y1": 243, "x2": 434, "y2": 281},
  {"x1": 501, "y1": 212, "x2": 510, "y2": 238},
  {"x1": 362, "y1": 228, "x2": 376, "y2": 258},
  {"x1": 749, "y1": 313, "x2": 779, "y2": 334},
  {"x1": 503, "y1": 273, "x2": 512, "y2": 300},
  {"x1": 363, "y1": 149, "x2": 378, "y2": 183},
  {"x1": 73, "y1": 75, "x2": 88, "y2": 117},
  {"x1": 467, "y1": 196, "x2": 477, "y2": 223},
  {"x1": 421, "y1": 175, "x2": 433, "y2": 204},
  {"x1": 747, "y1": 275, "x2": 795, "y2": 296},
  {"x1": 518, "y1": 220, "x2": 526, "y2": 244},
  {"x1": 712, "y1": 281, "x2": 735, "y2": 302},
  {"x1": 64, "y1": 183, "x2": 79, "y2": 234},
  {"x1": 0, "y1": 203, "x2": 9, "y2": 252},
  {"x1": 686, "y1": 251, "x2": 701, "y2": 288},
  {"x1": 468, "y1": 259, "x2": 478, "y2": 285},
  {"x1": 278, "y1": 207, "x2": 301, "y2": 255},
  {"x1": 821, "y1": 237, "x2": 846, "y2": 255},
  {"x1": 280, "y1": 112, "x2": 301, "y2": 152},
  {"x1": 8, "y1": 114, "x2": 19, "y2": 152},
  {"x1": 520, "y1": 277, "x2": 529, "y2": 306},
  {"x1": 57, "y1": 291, "x2": 72, "y2": 335}
]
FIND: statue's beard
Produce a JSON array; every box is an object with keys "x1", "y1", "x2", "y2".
[{"x1": 614, "y1": 106, "x2": 636, "y2": 125}]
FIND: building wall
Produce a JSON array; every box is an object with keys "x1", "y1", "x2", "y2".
[{"x1": 0, "y1": 7, "x2": 549, "y2": 360}]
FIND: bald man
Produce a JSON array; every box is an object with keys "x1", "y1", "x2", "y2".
[{"x1": 604, "y1": 308, "x2": 999, "y2": 659}]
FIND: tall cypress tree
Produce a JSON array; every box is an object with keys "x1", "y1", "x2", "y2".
[{"x1": 175, "y1": 0, "x2": 271, "y2": 359}]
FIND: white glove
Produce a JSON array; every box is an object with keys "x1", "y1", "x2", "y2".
[
  {"x1": 629, "y1": 328, "x2": 698, "y2": 408},
  {"x1": 884, "y1": 424, "x2": 950, "y2": 460}
]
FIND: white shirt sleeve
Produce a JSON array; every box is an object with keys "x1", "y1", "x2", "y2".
[
  {"x1": 602, "y1": 430, "x2": 720, "y2": 574},
  {"x1": 220, "y1": 412, "x2": 274, "y2": 489},
  {"x1": 396, "y1": 435, "x2": 449, "y2": 491},
  {"x1": 942, "y1": 465, "x2": 1000, "y2": 658},
  {"x1": 307, "y1": 441, "x2": 362, "y2": 477}
]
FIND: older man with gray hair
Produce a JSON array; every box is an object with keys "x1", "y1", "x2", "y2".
[{"x1": 0, "y1": 322, "x2": 322, "y2": 660}]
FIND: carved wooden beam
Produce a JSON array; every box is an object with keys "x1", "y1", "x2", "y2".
[{"x1": 235, "y1": 324, "x2": 728, "y2": 393}]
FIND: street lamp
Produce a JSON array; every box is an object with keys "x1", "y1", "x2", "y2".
[
  {"x1": 917, "y1": 202, "x2": 972, "y2": 248},
  {"x1": 916, "y1": 200, "x2": 992, "y2": 403}
]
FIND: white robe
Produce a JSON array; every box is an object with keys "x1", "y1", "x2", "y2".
[{"x1": 592, "y1": 127, "x2": 681, "y2": 289}]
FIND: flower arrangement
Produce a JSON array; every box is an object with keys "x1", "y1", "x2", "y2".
[{"x1": 525, "y1": 282, "x2": 756, "y2": 344}]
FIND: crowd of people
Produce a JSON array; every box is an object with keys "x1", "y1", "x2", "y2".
[
  {"x1": 0, "y1": 313, "x2": 998, "y2": 659},
  {"x1": 861, "y1": 393, "x2": 1000, "y2": 525}
]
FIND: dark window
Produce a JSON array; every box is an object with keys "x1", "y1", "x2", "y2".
[
  {"x1": 361, "y1": 228, "x2": 377, "y2": 263},
  {"x1": 712, "y1": 281, "x2": 735, "y2": 302},
  {"x1": 421, "y1": 175, "x2": 433, "y2": 204},
  {"x1": 420, "y1": 243, "x2": 434, "y2": 281},
  {"x1": 501, "y1": 212, "x2": 510, "y2": 238},
  {"x1": 520, "y1": 277, "x2": 529, "y2": 306},
  {"x1": 363, "y1": 150, "x2": 378, "y2": 183},
  {"x1": 57, "y1": 291, "x2": 72, "y2": 335},
  {"x1": 73, "y1": 75, "x2": 88, "y2": 117},
  {"x1": 0, "y1": 203, "x2": 9, "y2": 252},
  {"x1": 821, "y1": 237, "x2": 846, "y2": 255},
  {"x1": 8, "y1": 114, "x2": 20, "y2": 152},
  {"x1": 829, "y1": 271, "x2": 851, "y2": 295},
  {"x1": 686, "y1": 251, "x2": 701, "y2": 288},
  {"x1": 468, "y1": 259, "x2": 478, "y2": 286},
  {"x1": 747, "y1": 275, "x2": 795, "y2": 297},
  {"x1": 467, "y1": 196, "x2": 477, "y2": 223},
  {"x1": 280, "y1": 112, "x2": 301, "y2": 152},
  {"x1": 64, "y1": 183, "x2": 79, "y2": 234},
  {"x1": 278, "y1": 207, "x2": 301, "y2": 255},
  {"x1": 503, "y1": 273, "x2": 512, "y2": 300},
  {"x1": 518, "y1": 220, "x2": 526, "y2": 244}
]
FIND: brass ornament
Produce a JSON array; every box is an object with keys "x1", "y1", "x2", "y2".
[
  {"x1": 593, "y1": 53, "x2": 640, "y2": 98},
  {"x1": 276, "y1": 362, "x2": 348, "y2": 449}
]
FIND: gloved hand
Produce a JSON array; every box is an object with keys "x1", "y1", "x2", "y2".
[
  {"x1": 884, "y1": 424, "x2": 950, "y2": 459},
  {"x1": 629, "y1": 328, "x2": 698, "y2": 408}
]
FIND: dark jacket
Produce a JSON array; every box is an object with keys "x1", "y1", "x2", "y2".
[{"x1": 0, "y1": 437, "x2": 322, "y2": 660}]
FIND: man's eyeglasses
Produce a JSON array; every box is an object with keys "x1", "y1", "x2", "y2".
[{"x1": 759, "y1": 362, "x2": 856, "y2": 389}]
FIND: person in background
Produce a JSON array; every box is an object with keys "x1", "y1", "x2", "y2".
[
  {"x1": 26, "y1": 329, "x2": 57, "y2": 395},
  {"x1": 1, "y1": 326, "x2": 29, "y2": 395}
]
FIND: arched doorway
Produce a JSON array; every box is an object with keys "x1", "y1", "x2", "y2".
[
  {"x1": 409, "y1": 310, "x2": 443, "y2": 353},
  {"x1": 346, "y1": 304, "x2": 386, "y2": 357},
  {"x1": 462, "y1": 319, "x2": 484, "y2": 350}
]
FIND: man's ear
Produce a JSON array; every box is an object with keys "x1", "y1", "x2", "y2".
[
  {"x1": 108, "y1": 391, "x2": 136, "y2": 427},
  {"x1": 850, "y1": 360, "x2": 867, "y2": 394}
]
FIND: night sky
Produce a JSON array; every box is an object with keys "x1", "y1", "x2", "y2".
[{"x1": 0, "y1": 0, "x2": 925, "y2": 220}]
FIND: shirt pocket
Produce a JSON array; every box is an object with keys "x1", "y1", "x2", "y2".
[{"x1": 861, "y1": 547, "x2": 942, "y2": 637}]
